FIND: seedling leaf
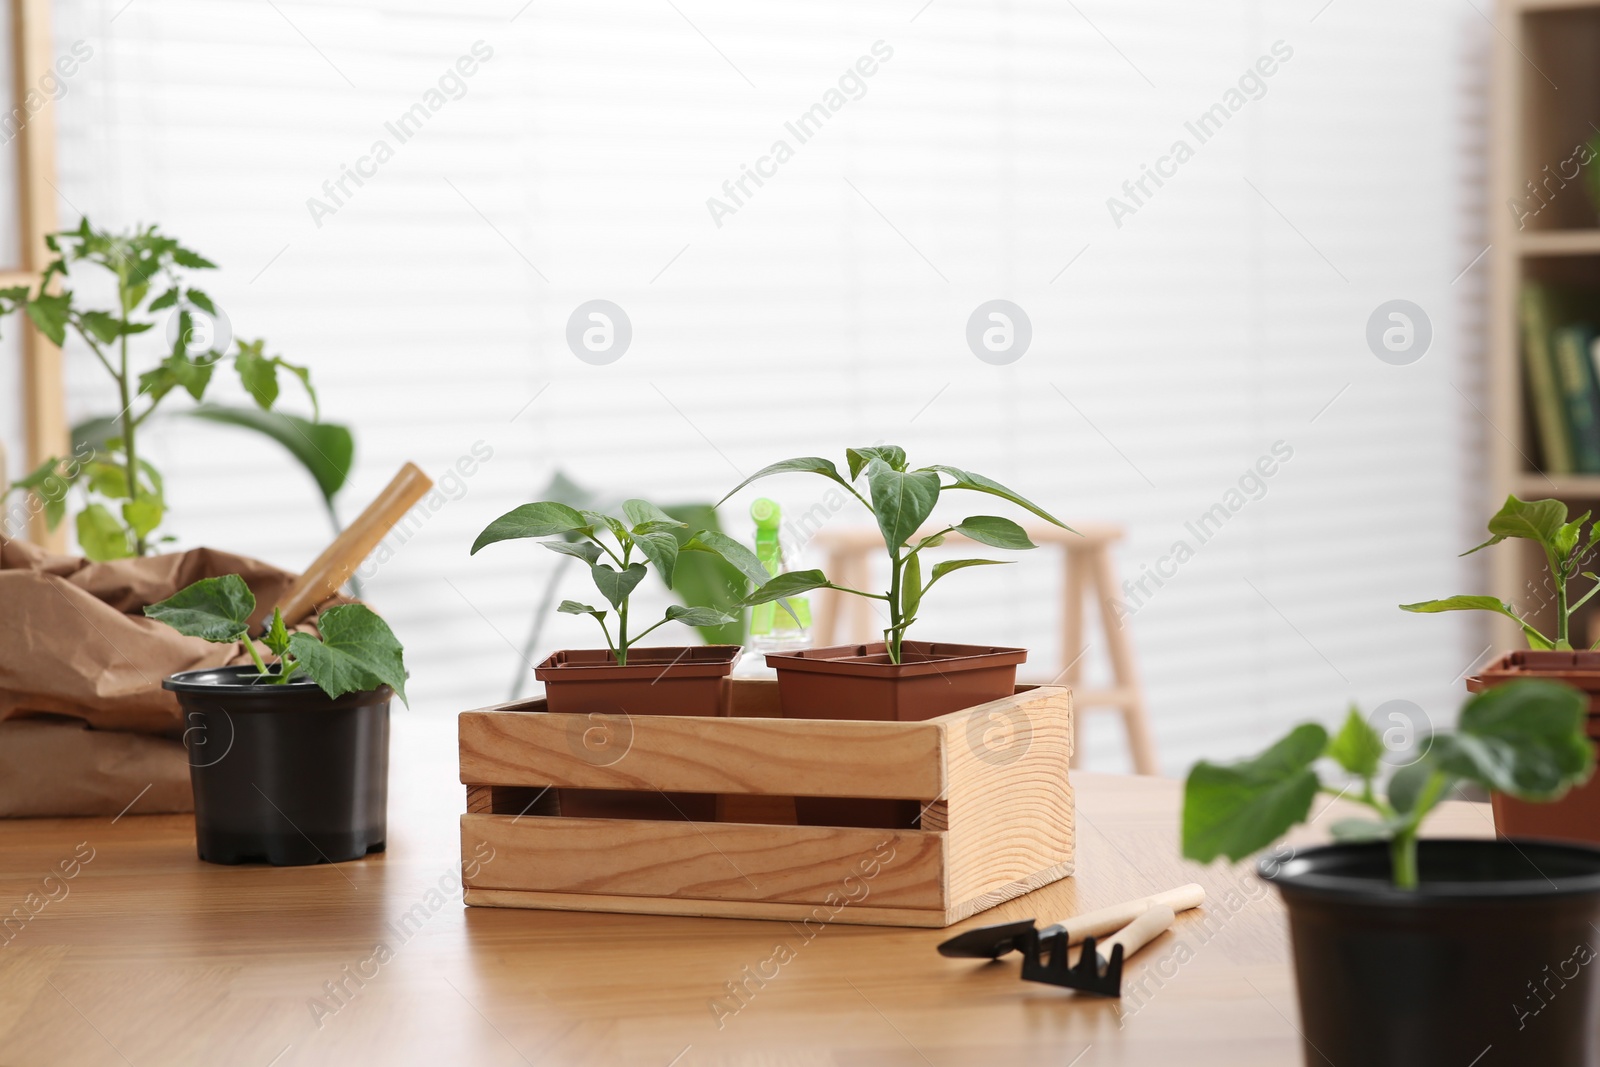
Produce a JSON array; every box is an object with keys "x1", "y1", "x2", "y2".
[
  {"x1": 865, "y1": 461, "x2": 940, "y2": 549},
  {"x1": 664, "y1": 604, "x2": 738, "y2": 627},
  {"x1": 1181, "y1": 723, "x2": 1327, "y2": 863},
  {"x1": 921, "y1": 465, "x2": 1074, "y2": 530},
  {"x1": 287, "y1": 604, "x2": 408, "y2": 704},
  {"x1": 952, "y1": 515, "x2": 1036, "y2": 551},
  {"x1": 143, "y1": 574, "x2": 255, "y2": 642},
  {"x1": 471, "y1": 502, "x2": 590, "y2": 553},
  {"x1": 263, "y1": 607, "x2": 292, "y2": 657},
  {"x1": 1326, "y1": 707, "x2": 1385, "y2": 779},
  {"x1": 590, "y1": 562, "x2": 649, "y2": 610}
]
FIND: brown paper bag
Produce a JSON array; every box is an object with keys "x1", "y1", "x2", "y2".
[{"x1": 0, "y1": 536, "x2": 331, "y2": 817}]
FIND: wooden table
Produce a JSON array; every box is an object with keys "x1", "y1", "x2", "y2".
[{"x1": 0, "y1": 713, "x2": 1494, "y2": 1067}]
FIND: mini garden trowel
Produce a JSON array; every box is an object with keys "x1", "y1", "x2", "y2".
[{"x1": 937, "y1": 882, "x2": 1204, "y2": 961}]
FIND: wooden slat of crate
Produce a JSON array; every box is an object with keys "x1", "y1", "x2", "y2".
[
  {"x1": 459, "y1": 682, "x2": 1074, "y2": 927},
  {"x1": 460, "y1": 889, "x2": 952, "y2": 927},
  {"x1": 459, "y1": 682, "x2": 944, "y2": 799},
  {"x1": 931, "y1": 684, "x2": 1075, "y2": 922},
  {"x1": 461, "y1": 815, "x2": 942, "y2": 908}
]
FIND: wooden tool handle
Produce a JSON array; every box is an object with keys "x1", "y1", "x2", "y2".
[
  {"x1": 274, "y1": 462, "x2": 434, "y2": 625},
  {"x1": 1060, "y1": 883, "x2": 1205, "y2": 945},
  {"x1": 1094, "y1": 904, "x2": 1176, "y2": 965}
]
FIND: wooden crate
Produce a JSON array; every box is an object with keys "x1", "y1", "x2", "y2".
[{"x1": 457, "y1": 680, "x2": 1073, "y2": 927}]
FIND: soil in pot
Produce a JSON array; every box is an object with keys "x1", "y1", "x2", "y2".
[
  {"x1": 1470, "y1": 651, "x2": 1600, "y2": 845},
  {"x1": 766, "y1": 641, "x2": 1025, "y2": 828},
  {"x1": 535, "y1": 645, "x2": 741, "y2": 822},
  {"x1": 1263, "y1": 839, "x2": 1600, "y2": 1067},
  {"x1": 164, "y1": 666, "x2": 389, "y2": 866}
]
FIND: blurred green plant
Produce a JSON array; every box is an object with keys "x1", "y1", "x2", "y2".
[
  {"x1": 0, "y1": 218, "x2": 353, "y2": 559},
  {"x1": 1182, "y1": 681, "x2": 1594, "y2": 889}
]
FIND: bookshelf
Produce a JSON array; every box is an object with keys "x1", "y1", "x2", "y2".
[{"x1": 1490, "y1": 0, "x2": 1600, "y2": 648}]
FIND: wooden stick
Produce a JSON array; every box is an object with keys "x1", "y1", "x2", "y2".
[
  {"x1": 1056, "y1": 882, "x2": 1204, "y2": 945},
  {"x1": 274, "y1": 462, "x2": 434, "y2": 625},
  {"x1": 1092, "y1": 904, "x2": 1176, "y2": 966},
  {"x1": 16, "y1": 0, "x2": 67, "y2": 550}
]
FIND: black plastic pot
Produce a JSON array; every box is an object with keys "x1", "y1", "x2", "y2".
[
  {"x1": 1262, "y1": 840, "x2": 1600, "y2": 1067},
  {"x1": 163, "y1": 666, "x2": 390, "y2": 866}
]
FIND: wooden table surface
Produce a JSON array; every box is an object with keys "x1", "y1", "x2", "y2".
[{"x1": 0, "y1": 713, "x2": 1494, "y2": 1067}]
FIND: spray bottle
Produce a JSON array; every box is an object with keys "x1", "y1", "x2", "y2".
[{"x1": 745, "y1": 497, "x2": 812, "y2": 658}]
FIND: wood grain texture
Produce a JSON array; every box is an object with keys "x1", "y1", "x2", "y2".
[
  {"x1": 459, "y1": 681, "x2": 946, "y2": 799},
  {"x1": 0, "y1": 711, "x2": 1499, "y2": 1067},
  {"x1": 461, "y1": 888, "x2": 949, "y2": 928},
  {"x1": 461, "y1": 814, "x2": 945, "y2": 910},
  {"x1": 459, "y1": 685, "x2": 1073, "y2": 926},
  {"x1": 940, "y1": 685, "x2": 1075, "y2": 919}
]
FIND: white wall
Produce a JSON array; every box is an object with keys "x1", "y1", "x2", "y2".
[{"x1": 10, "y1": 0, "x2": 1492, "y2": 774}]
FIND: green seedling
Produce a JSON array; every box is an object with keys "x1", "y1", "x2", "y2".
[
  {"x1": 719, "y1": 445, "x2": 1072, "y2": 664},
  {"x1": 1181, "y1": 681, "x2": 1593, "y2": 888},
  {"x1": 1401, "y1": 494, "x2": 1600, "y2": 650},
  {"x1": 144, "y1": 575, "x2": 407, "y2": 703},
  {"x1": 471, "y1": 498, "x2": 771, "y2": 666}
]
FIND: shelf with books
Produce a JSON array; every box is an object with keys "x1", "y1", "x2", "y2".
[
  {"x1": 1513, "y1": 272, "x2": 1600, "y2": 477},
  {"x1": 1487, "y1": 1, "x2": 1600, "y2": 652}
]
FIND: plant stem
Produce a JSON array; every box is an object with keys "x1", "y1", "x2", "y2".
[
  {"x1": 615, "y1": 540, "x2": 632, "y2": 665},
  {"x1": 1558, "y1": 559, "x2": 1571, "y2": 648},
  {"x1": 1390, "y1": 831, "x2": 1419, "y2": 890},
  {"x1": 242, "y1": 637, "x2": 271, "y2": 679},
  {"x1": 886, "y1": 543, "x2": 904, "y2": 664},
  {"x1": 117, "y1": 323, "x2": 146, "y2": 555},
  {"x1": 616, "y1": 598, "x2": 629, "y2": 666}
]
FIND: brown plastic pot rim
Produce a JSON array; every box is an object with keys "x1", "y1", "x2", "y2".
[
  {"x1": 535, "y1": 645, "x2": 741, "y2": 681},
  {"x1": 1468, "y1": 650, "x2": 1600, "y2": 707},
  {"x1": 765, "y1": 640, "x2": 1026, "y2": 678}
]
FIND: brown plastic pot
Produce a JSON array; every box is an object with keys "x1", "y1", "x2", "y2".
[
  {"x1": 767, "y1": 640, "x2": 1026, "y2": 829},
  {"x1": 1468, "y1": 650, "x2": 1600, "y2": 846},
  {"x1": 766, "y1": 640, "x2": 1027, "y2": 723},
  {"x1": 535, "y1": 645, "x2": 740, "y2": 822}
]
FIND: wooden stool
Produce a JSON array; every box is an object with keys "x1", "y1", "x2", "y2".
[{"x1": 809, "y1": 522, "x2": 1158, "y2": 775}]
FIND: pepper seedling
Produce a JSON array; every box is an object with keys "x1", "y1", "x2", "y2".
[
  {"x1": 719, "y1": 445, "x2": 1072, "y2": 664},
  {"x1": 144, "y1": 575, "x2": 408, "y2": 702},
  {"x1": 470, "y1": 498, "x2": 771, "y2": 666},
  {"x1": 1181, "y1": 681, "x2": 1594, "y2": 889},
  {"x1": 1401, "y1": 494, "x2": 1600, "y2": 650}
]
